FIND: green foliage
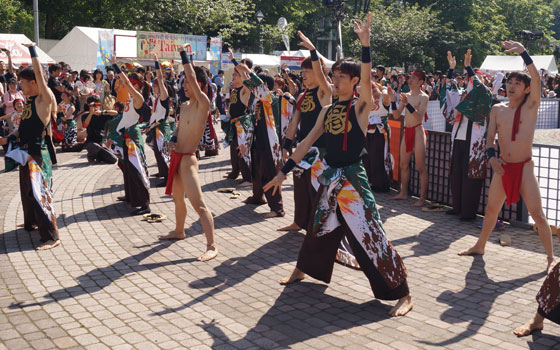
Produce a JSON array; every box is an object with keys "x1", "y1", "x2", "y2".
[{"x1": 0, "y1": 0, "x2": 33, "y2": 38}]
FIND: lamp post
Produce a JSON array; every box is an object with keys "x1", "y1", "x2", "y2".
[{"x1": 256, "y1": 10, "x2": 265, "y2": 54}]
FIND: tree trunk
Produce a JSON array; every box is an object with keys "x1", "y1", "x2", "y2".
[{"x1": 45, "y1": 12, "x2": 54, "y2": 39}]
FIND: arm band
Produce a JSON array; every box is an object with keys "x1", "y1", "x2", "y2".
[
  {"x1": 521, "y1": 50, "x2": 533, "y2": 66},
  {"x1": 466, "y1": 66, "x2": 475, "y2": 78},
  {"x1": 280, "y1": 158, "x2": 297, "y2": 175},
  {"x1": 361, "y1": 46, "x2": 371, "y2": 64},
  {"x1": 383, "y1": 104, "x2": 390, "y2": 111},
  {"x1": 180, "y1": 51, "x2": 190, "y2": 65},
  {"x1": 231, "y1": 58, "x2": 239, "y2": 66},
  {"x1": 486, "y1": 148, "x2": 496, "y2": 160},
  {"x1": 154, "y1": 61, "x2": 160, "y2": 70},
  {"x1": 406, "y1": 103, "x2": 416, "y2": 114},
  {"x1": 112, "y1": 63, "x2": 122, "y2": 75},
  {"x1": 283, "y1": 138, "x2": 293, "y2": 151},
  {"x1": 170, "y1": 136, "x2": 178, "y2": 143},
  {"x1": 310, "y1": 50, "x2": 319, "y2": 62},
  {"x1": 391, "y1": 101, "x2": 398, "y2": 111},
  {"x1": 28, "y1": 46, "x2": 38, "y2": 58},
  {"x1": 447, "y1": 68, "x2": 454, "y2": 79}
]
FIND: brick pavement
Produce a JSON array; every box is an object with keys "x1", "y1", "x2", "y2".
[{"x1": 2, "y1": 142, "x2": 560, "y2": 349}]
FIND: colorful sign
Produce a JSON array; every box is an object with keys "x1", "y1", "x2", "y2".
[
  {"x1": 209, "y1": 37, "x2": 222, "y2": 76},
  {"x1": 0, "y1": 41, "x2": 29, "y2": 61},
  {"x1": 137, "y1": 32, "x2": 207, "y2": 61},
  {"x1": 280, "y1": 56, "x2": 304, "y2": 71},
  {"x1": 97, "y1": 29, "x2": 114, "y2": 68}
]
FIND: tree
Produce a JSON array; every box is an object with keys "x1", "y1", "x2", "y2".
[{"x1": 0, "y1": 0, "x2": 33, "y2": 38}]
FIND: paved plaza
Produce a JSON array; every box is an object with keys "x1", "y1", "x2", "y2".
[{"x1": 2, "y1": 144, "x2": 560, "y2": 350}]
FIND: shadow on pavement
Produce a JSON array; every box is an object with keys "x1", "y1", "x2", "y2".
[{"x1": 419, "y1": 255, "x2": 545, "y2": 347}]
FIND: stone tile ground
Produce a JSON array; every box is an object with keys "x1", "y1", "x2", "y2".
[{"x1": 2, "y1": 142, "x2": 560, "y2": 349}]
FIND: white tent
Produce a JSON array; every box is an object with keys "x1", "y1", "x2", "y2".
[
  {"x1": 480, "y1": 55, "x2": 558, "y2": 75},
  {"x1": 48, "y1": 26, "x2": 136, "y2": 71},
  {"x1": 277, "y1": 49, "x2": 335, "y2": 68},
  {"x1": 0, "y1": 33, "x2": 55, "y2": 66},
  {"x1": 241, "y1": 53, "x2": 281, "y2": 68}
]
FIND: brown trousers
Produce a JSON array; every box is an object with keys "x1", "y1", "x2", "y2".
[
  {"x1": 363, "y1": 131, "x2": 391, "y2": 192},
  {"x1": 249, "y1": 148, "x2": 283, "y2": 214},
  {"x1": 19, "y1": 164, "x2": 59, "y2": 242},
  {"x1": 122, "y1": 147, "x2": 150, "y2": 208},
  {"x1": 229, "y1": 135, "x2": 251, "y2": 182},
  {"x1": 293, "y1": 169, "x2": 316, "y2": 230},
  {"x1": 450, "y1": 139, "x2": 484, "y2": 219}
]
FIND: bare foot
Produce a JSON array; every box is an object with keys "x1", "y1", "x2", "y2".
[
  {"x1": 237, "y1": 181, "x2": 252, "y2": 188},
  {"x1": 198, "y1": 245, "x2": 218, "y2": 262},
  {"x1": 389, "y1": 193, "x2": 408, "y2": 201},
  {"x1": 411, "y1": 198, "x2": 426, "y2": 207},
  {"x1": 388, "y1": 295, "x2": 413, "y2": 316},
  {"x1": 264, "y1": 211, "x2": 284, "y2": 219},
  {"x1": 458, "y1": 246, "x2": 485, "y2": 256},
  {"x1": 158, "y1": 231, "x2": 186, "y2": 240},
  {"x1": 36, "y1": 240, "x2": 61, "y2": 251},
  {"x1": 277, "y1": 223, "x2": 301, "y2": 231},
  {"x1": 17, "y1": 223, "x2": 38, "y2": 230},
  {"x1": 513, "y1": 313, "x2": 544, "y2": 337},
  {"x1": 280, "y1": 268, "x2": 305, "y2": 285}
]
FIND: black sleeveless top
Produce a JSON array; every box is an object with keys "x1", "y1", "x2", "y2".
[
  {"x1": 135, "y1": 103, "x2": 152, "y2": 123},
  {"x1": 18, "y1": 96, "x2": 48, "y2": 155},
  {"x1": 229, "y1": 86, "x2": 247, "y2": 119},
  {"x1": 298, "y1": 87, "x2": 326, "y2": 148},
  {"x1": 324, "y1": 98, "x2": 365, "y2": 168}
]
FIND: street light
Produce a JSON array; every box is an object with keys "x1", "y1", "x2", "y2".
[{"x1": 256, "y1": 10, "x2": 265, "y2": 54}]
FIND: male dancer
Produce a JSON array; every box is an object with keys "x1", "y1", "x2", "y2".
[
  {"x1": 265, "y1": 15, "x2": 413, "y2": 316},
  {"x1": 459, "y1": 41, "x2": 554, "y2": 270},
  {"x1": 0, "y1": 43, "x2": 59, "y2": 250},
  {"x1": 277, "y1": 30, "x2": 333, "y2": 231},
  {"x1": 388, "y1": 71, "x2": 429, "y2": 206},
  {"x1": 160, "y1": 45, "x2": 217, "y2": 262}
]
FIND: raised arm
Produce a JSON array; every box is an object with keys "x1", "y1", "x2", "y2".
[
  {"x1": 5, "y1": 49, "x2": 15, "y2": 77},
  {"x1": 355, "y1": 14, "x2": 373, "y2": 123},
  {"x1": 110, "y1": 57, "x2": 144, "y2": 109},
  {"x1": 443, "y1": 51, "x2": 456, "y2": 85},
  {"x1": 502, "y1": 40, "x2": 540, "y2": 105},
  {"x1": 179, "y1": 44, "x2": 209, "y2": 109},
  {"x1": 297, "y1": 31, "x2": 333, "y2": 97},
  {"x1": 22, "y1": 43, "x2": 52, "y2": 101},
  {"x1": 152, "y1": 53, "x2": 168, "y2": 102}
]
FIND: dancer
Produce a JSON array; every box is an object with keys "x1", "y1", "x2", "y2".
[
  {"x1": 160, "y1": 45, "x2": 217, "y2": 262},
  {"x1": 264, "y1": 15, "x2": 413, "y2": 316},
  {"x1": 145, "y1": 53, "x2": 172, "y2": 187},
  {"x1": 388, "y1": 70, "x2": 429, "y2": 206},
  {"x1": 110, "y1": 57, "x2": 152, "y2": 216},
  {"x1": 363, "y1": 83, "x2": 392, "y2": 192},
  {"x1": 278, "y1": 30, "x2": 333, "y2": 231},
  {"x1": 459, "y1": 41, "x2": 554, "y2": 270},
  {"x1": 0, "y1": 43, "x2": 59, "y2": 250},
  {"x1": 444, "y1": 50, "x2": 491, "y2": 221}
]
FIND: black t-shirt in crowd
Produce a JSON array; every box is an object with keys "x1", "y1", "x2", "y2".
[
  {"x1": 48, "y1": 76, "x2": 63, "y2": 104},
  {"x1": 85, "y1": 113, "x2": 113, "y2": 145}
]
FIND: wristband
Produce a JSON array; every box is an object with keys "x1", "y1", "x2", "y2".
[
  {"x1": 391, "y1": 101, "x2": 397, "y2": 111},
  {"x1": 310, "y1": 50, "x2": 319, "y2": 62},
  {"x1": 447, "y1": 68, "x2": 454, "y2": 79},
  {"x1": 361, "y1": 46, "x2": 371, "y2": 64},
  {"x1": 28, "y1": 46, "x2": 38, "y2": 58},
  {"x1": 486, "y1": 148, "x2": 496, "y2": 160},
  {"x1": 231, "y1": 58, "x2": 239, "y2": 66},
  {"x1": 283, "y1": 138, "x2": 293, "y2": 151},
  {"x1": 406, "y1": 103, "x2": 416, "y2": 114},
  {"x1": 521, "y1": 50, "x2": 533, "y2": 66},
  {"x1": 154, "y1": 61, "x2": 160, "y2": 70},
  {"x1": 170, "y1": 136, "x2": 178, "y2": 143},
  {"x1": 280, "y1": 158, "x2": 297, "y2": 175},
  {"x1": 180, "y1": 51, "x2": 190, "y2": 65},
  {"x1": 112, "y1": 63, "x2": 122, "y2": 75},
  {"x1": 466, "y1": 66, "x2": 475, "y2": 78},
  {"x1": 383, "y1": 104, "x2": 390, "y2": 111}
]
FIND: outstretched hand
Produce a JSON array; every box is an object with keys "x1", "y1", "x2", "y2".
[
  {"x1": 227, "y1": 47, "x2": 235, "y2": 61},
  {"x1": 400, "y1": 93, "x2": 408, "y2": 104},
  {"x1": 386, "y1": 85, "x2": 396, "y2": 102},
  {"x1": 179, "y1": 43, "x2": 192, "y2": 53},
  {"x1": 464, "y1": 49, "x2": 472, "y2": 67},
  {"x1": 263, "y1": 172, "x2": 287, "y2": 196},
  {"x1": 489, "y1": 157, "x2": 505, "y2": 176},
  {"x1": 502, "y1": 40, "x2": 526, "y2": 54},
  {"x1": 297, "y1": 31, "x2": 316, "y2": 50},
  {"x1": 21, "y1": 42, "x2": 36, "y2": 48},
  {"x1": 354, "y1": 13, "x2": 372, "y2": 46},
  {"x1": 447, "y1": 51, "x2": 456, "y2": 69}
]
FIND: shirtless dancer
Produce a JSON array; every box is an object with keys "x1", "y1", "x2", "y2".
[
  {"x1": 459, "y1": 41, "x2": 553, "y2": 271},
  {"x1": 160, "y1": 45, "x2": 218, "y2": 262},
  {"x1": 388, "y1": 71, "x2": 429, "y2": 206},
  {"x1": 278, "y1": 30, "x2": 333, "y2": 231}
]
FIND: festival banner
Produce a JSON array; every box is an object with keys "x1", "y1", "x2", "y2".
[
  {"x1": 280, "y1": 56, "x2": 305, "y2": 71},
  {"x1": 209, "y1": 37, "x2": 222, "y2": 76},
  {"x1": 97, "y1": 29, "x2": 115, "y2": 68},
  {"x1": 137, "y1": 32, "x2": 207, "y2": 61}
]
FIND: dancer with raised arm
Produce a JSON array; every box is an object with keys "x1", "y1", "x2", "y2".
[
  {"x1": 264, "y1": 15, "x2": 413, "y2": 316},
  {"x1": 160, "y1": 45, "x2": 217, "y2": 262},
  {"x1": 459, "y1": 41, "x2": 554, "y2": 271}
]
